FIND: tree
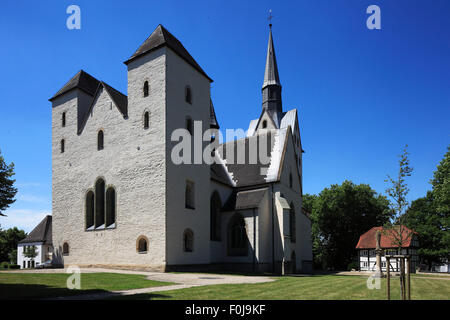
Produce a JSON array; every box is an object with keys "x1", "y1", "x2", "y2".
[
  {"x1": 302, "y1": 194, "x2": 317, "y2": 213},
  {"x1": 384, "y1": 145, "x2": 415, "y2": 249},
  {"x1": 310, "y1": 180, "x2": 392, "y2": 270},
  {"x1": 0, "y1": 226, "x2": 26, "y2": 262},
  {"x1": 384, "y1": 144, "x2": 413, "y2": 300},
  {"x1": 430, "y1": 145, "x2": 450, "y2": 260},
  {"x1": 0, "y1": 149, "x2": 18, "y2": 216},
  {"x1": 403, "y1": 192, "x2": 447, "y2": 269},
  {"x1": 8, "y1": 249, "x2": 17, "y2": 264},
  {"x1": 23, "y1": 245, "x2": 38, "y2": 267}
]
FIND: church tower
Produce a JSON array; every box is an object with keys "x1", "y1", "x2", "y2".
[{"x1": 262, "y1": 24, "x2": 283, "y2": 126}]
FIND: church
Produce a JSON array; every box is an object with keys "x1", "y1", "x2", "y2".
[{"x1": 49, "y1": 24, "x2": 312, "y2": 274}]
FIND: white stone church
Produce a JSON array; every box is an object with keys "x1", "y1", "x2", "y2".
[{"x1": 50, "y1": 24, "x2": 312, "y2": 274}]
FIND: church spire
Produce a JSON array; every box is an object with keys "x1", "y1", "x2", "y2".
[{"x1": 262, "y1": 19, "x2": 282, "y2": 125}]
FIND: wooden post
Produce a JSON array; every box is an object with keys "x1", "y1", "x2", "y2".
[
  {"x1": 406, "y1": 256, "x2": 411, "y2": 300},
  {"x1": 386, "y1": 256, "x2": 390, "y2": 300}
]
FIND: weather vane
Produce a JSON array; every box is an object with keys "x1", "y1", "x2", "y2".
[{"x1": 268, "y1": 9, "x2": 274, "y2": 28}]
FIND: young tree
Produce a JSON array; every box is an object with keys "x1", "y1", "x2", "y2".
[
  {"x1": 0, "y1": 149, "x2": 18, "y2": 216},
  {"x1": 23, "y1": 245, "x2": 38, "y2": 267},
  {"x1": 384, "y1": 145, "x2": 414, "y2": 247},
  {"x1": 384, "y1": 144, "x2": 414, "y2": 299}
]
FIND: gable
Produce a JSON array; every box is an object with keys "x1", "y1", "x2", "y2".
[{"x1": 78, "y1": 83, "x2": 128, "y2": 134}]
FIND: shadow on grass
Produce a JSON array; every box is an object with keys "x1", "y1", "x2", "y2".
[
  {"x1": 106, "y1": 292, "x2": 172, "y2": 300},
  {"x1": 0, "y1": 283, "x2": 114, "y2": 300}
]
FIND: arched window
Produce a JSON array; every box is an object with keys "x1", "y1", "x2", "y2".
[
  {"x1": 106, "y1": 187, "x2": 116, "y2": 228},
  {"x1": 290, "y1": 202, "x2": 296, "y2": 243},
  {"x1": 185, "y1": 86, "x2": 192, "y2": 104},
  {"x1": 97, "y1": 130, "x2": 104, "y2": 150},
  {"x1": 85, "y1": 191, "x2": 94, "y2": 230},
  {"x1": 183, "y1": 229, "x2": 194, "y2": 252},
  {"x1": 143, "y1": 81, "x2": 149, "y2": 97},
  {"x1": 95, "y1": 178, "x2": 105, "y2": 228},
  {"x1": 62, "y1": 112, "x2": 66, "y2": 127},
  {"x1": 186, "y1": 117, "x2": 193, "y2": 135},
  {"x1": 227, "y1": 213, "x2": 247, "y2": 256},
  {"x1": 60, "y1": 139, "x2": 65, "y2": 153},
  {"x1": 210, "y1": 191, "x2": 222, "y2": 241},
  {"x1": 63, "y1": 242, "x2": 69, "y2": 255},
  {"x1": 185, "y1": 181, "x2": 195, "y2": 209},
  {"x1": 143, "y1": 111, "x2": 149, "y2": 129},
  {"x1": 262, "y1": 120, "x2": 267, "y2": 129},
  {"x1": 137, "y1": 236, "x2": 148, "y2": 253}
]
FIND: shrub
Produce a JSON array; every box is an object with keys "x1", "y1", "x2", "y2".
[
  {"x1": 347, "y1": 261, "x2": 359, "y2": 271},
  {"x1": 0, "y1": 262, "x2": 10, "y2": 269},
  {"x1": 8, "y1": 264, "x2": 20, "y2": 269}
]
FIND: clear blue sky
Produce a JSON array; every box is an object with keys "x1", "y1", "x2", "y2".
[{"x1": 0, "y1": 0, "x2": 449, "y2": 232}]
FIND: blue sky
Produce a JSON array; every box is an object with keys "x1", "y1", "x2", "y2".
[{"x1": 0, "y1": 0, "x2": 449, "y2": 232}]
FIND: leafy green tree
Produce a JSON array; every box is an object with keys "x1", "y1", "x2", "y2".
[
  {"x1": 430, "y1": 145, "x2": 450, "y2": 259},
  {"x1": 0, "y1": 227, "x2": 26, "y2": 262},
  {"x1": 403, "y1": 192, "x2": 446, "y2": 269},
  {"x1": 8, "y1": 249, "x2": 17, "y2": 264},
  {"x1": 0, "y1": 149, "x2": 18, "y2": 216},
  {"x1": 302, "y1": 194, "x2": 317, "y2": 213},
  {"x1": 310, "y1": 180, "x2": 392, "y2": 270}
]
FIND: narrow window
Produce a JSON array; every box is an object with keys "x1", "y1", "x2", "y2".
[
  {"x1": 60, "y1": 139, "x2": 65, "y2": 153},
  {"x1": 62, "y1": 112, "x2": 66, "y2": 127},
  {"x1": 143, "y1": 81, "x2": 149, "y2": 97},
  {"x1": 185, "y1": 86, "x2": 192, "y2": 104},
  {"x1": 97, "y1": 130, "x2": 104, "y2": 150},
  {"x1": 227, "y1": 213, "x2": 247, "y2": 256},
  {"x1": 185, "y1": 181, "x2": 195, "y2": 209},
  {"x1": 183, "y1": 229, "x2": 194, "y2": 252},
  {"x1": 106, "y1": 187, "x2": 116, "y2": 228},
  {"x1": 210, "y1": 191, "x2": 222, "y2": 241},
  {"x1": 144, "y1": 111, "x2": 149, "y2": 129},
  {"x1": 289, "y1": 172, "x2": 293, "y2": 188},
  {"x1": 186, "y1": 117, "x2": 193, "y2": 135},
  {"x1": 85, "y1": 191, "x2": 94, "y2": 230},
  {"x1": 290, "y1": 203, "x2": 296, "y2": 243},
  {"x1": 262, "y1": 120, "x2": 267, "y2": 129},
  {"x1": 95, "y1": 178, "x2": 105, "y2": 228},
  {"x1": 137, "y1": 236, "x2": 148, "y2": 253},
  {"x1": 63, "y1": 242, "x2": 69, "y2": 255}
]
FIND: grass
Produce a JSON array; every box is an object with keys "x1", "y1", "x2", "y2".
[
  {"x1": 0, "y1": 272, "x2": 173, "y2": 299},
  {"x1": 114, "y1": 275, "x2": 450, "y2": 300}
]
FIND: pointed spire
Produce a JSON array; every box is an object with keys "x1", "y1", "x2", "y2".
[{"x1": 262, "y1": 27, "x2": 281, "y2": 89}]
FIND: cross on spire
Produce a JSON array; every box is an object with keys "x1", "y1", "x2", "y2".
[{"x1": 268, "y1": 9, "x2": 273, "y2": 28}]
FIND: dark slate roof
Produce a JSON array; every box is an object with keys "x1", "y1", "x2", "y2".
[
  {"x1": 210, "y1": 99, "x2": 220, "y2": 129},
  {"x1": 216, "y1": 132, "x2": 275, "y2": 187},
  {"x1": 262, "y1": 28, "x2": 281, "y2": 88},
  {"x1": 102, "y1": 82, "x2": 128, "y2": 117},
  {"x1": 49, "y1": 70, "x2": 100, "y2": 101},
  {"x1": 19, "y1": 215, "x2": 52, "y2": 244},
  {"x1": 78, "y1": 81, "x2": 128, "y2": 134},
  {"x1": 222, "y1": 188, "x2": 268, "y2": 211},
  {"x1": 124, "y1": 24, "x2": 213, "y2": 82},
  {"x1": 210, "y1": 162, "x2": 232, "y2": 186}
]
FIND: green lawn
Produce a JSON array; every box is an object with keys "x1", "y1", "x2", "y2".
[
  {"x1": 0, "y1": 272, "x2": 172, "y2": 299},
  {"x1": 115, "y1": 275, "x2": 450, "y2": 300}
]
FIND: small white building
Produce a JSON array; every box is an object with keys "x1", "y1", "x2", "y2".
[
  {"x1": 17, "y1": 215, "x2": 53, "y2": 269},
  {"x1": 356, "y1": 226, "x2": 419, "y2": 273}
]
